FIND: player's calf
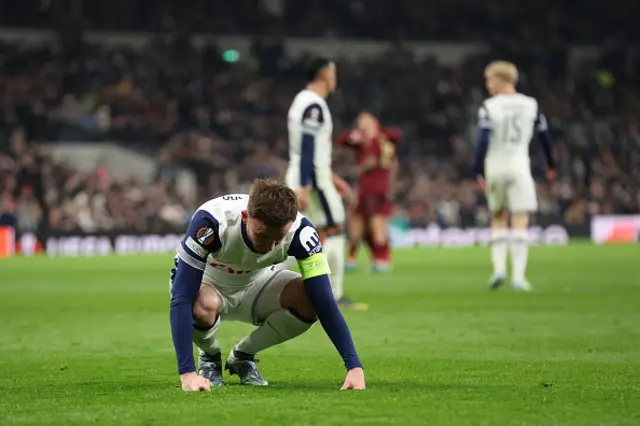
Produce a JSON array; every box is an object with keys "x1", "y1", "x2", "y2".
[
  {"x1": 192, "y1": 285, "x2": 225, "y2": 386},
  {"x1": 369, "y1": 214, "x2": 391, "y2": 272},
  {"x1": 346, "y1": 241, "x2": 359, "y2": 272},
  {"x1": 510, "y1": 212, "x2": 532, "y2": 291},
  {"x1": 229, "y1": 276, "x2": 317, "y2": 386},
  {"x1": 347, "y1": 214, "x2": 365, "y2": 271},
  {"x1": 488, "y1": 210, "x2": 509, "y2": 289}
]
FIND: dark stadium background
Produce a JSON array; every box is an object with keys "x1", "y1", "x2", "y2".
[
  {"x1": 0, "y1": 0, "x2": 639, "y2": 250},
  {"x1": 1, "y1": 2, "x2": 640, "y2": 425}
]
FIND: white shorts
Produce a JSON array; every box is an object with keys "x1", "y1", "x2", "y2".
[
  {"x1": 202, "y1": 268, "x2": 301, "y2": 325},
  {"x1": 285, "y1": 171, "x2": 345, "y2": 228},
  {"x1": 485, "y1": 167, "x2": 538, "y2": 213}
]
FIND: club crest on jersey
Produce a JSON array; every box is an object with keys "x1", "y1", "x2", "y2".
[
  {"x1": 299, "y1": 227, "x2": 321, "y2": 255},
  {"x1": 196, "y1": 227, "x2": 216, "y2": 246}
]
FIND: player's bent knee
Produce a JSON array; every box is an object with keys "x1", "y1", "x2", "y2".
[
  {"x1": 280, "y1": 277, "x2": 317, "y2": 321},
  {"x1": 192, "y1": 284, "x2": 223, "y2": 327}
]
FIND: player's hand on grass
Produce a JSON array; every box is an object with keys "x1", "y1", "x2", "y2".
[
  {"x1": 180, "y1": 372, "x2": 211, "y2": 392},
  {"x1": 546, "y1": 169, "x2": 556, "y2": 181},
  {"x1": 340, "y1": 367, "x2": 366, "y2": 391},
  {"x1": 476, "y1": 176, "x2": 486, "y2": 191},
  {"x1": 297, "y1": 187, "x2": 309, "y2": 211}
]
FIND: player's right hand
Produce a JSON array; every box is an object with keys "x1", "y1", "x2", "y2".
[
  {"x1": 349, "y1": 130, "x2": 363, "y2": 144},
  {"x1": 297, "y1": 187, "x2": 309, "y2": 211},
  {"x1": 340, "y1": 367, "x2": 366, "y2": 391},
  {"x1": 546, "y1": 169, "x2": 556, "y2": 181},
  {"x1": 180, "y1": 372, "x2": 211, "y2": 392}
]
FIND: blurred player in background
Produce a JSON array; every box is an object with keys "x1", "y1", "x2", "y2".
[
  {"x1": 170, "y1": 179, "x2": 365, "y2": 391},
  {"x1": 285, "y1": 58, "x2": 362, "y2": 309},
  {"x1": 474, "y1": 61, "x2": 555, "y2": 291},
  {"x1": 340, "y1": 112, "x2": 401, "y2": 272}
]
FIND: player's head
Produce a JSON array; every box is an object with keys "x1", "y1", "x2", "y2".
[
  {"x1": 356, "y1": 111, "x2": 379, "y2": 137},
  {"x1": 306, "y1": 57, "x2": 337, "y2": 95},
  {"x1": 484, "y1": 61, "x2": 518, "y2": 96},
  {"x1": 246, "y1": 178, "x2": 299, "y2": 254}
]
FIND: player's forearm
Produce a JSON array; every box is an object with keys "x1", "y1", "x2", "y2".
[
  {"x1": 358, "y1": 159, "x2": 377, "y2": 175},
  {"x1": 169, "y1": 260, "x2": 203, "y2": 374},
  {"x1": 473, "y1": 129, "x2": 490, "y2": 177},
  {"x1": 538, "y1": 131, "x2": 555, "y2": 169},
  {"x1": 170, "y1": 297, "x2": 196, "y2": 374},
  {"x1": 303, "y1": 274, "x2": 363, "y2": 370},
  {"x1": 300, "y1": 133, "x2": 315, "y2": 187}
]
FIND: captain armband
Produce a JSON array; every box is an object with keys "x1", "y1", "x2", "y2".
[{"x1": 298, "y1": 253, "x2": 330, "y2": 279}]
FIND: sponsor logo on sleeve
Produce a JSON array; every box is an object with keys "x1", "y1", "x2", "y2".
[
  {"x1": 302, "y1": 106, "x2": 323, "y2": 130},
  {"x1": 185, "y1": 236, "x2": 208, "y2": 258},
  {"x1": 196, "y1": 227, "x2": 216, "y2": 246},
  {"x1": 299, "y1": 226, "x2": 321, "y2": 255}
]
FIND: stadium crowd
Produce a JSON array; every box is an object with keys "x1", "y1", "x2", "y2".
[
  {"x1": 2, "y1": 0, "x2": 639, "y2": 44},
  {"x1": 1, "y1": 5, "x2": 640, "y2": 235}
]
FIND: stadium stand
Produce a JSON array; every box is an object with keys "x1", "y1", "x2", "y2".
[{"x1": 1, "y1": 2, "x2": 639, "y2": 240}]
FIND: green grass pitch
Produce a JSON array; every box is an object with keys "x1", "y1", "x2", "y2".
[{"x1": 1, "y1": 244, "x2": 639, "y2": 425}]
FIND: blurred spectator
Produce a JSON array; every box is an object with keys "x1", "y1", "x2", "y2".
[{"x1": 1, "y1": 3, "x2": 639, "y2": 235}]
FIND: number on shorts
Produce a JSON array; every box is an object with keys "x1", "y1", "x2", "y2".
[{"x1": 502, "y1": 114, "x2": 521, "y2": 144}]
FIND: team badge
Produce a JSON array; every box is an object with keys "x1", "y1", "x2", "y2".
[{"x1": 196, "y1": 227, "x2": 216, "y2": 246}]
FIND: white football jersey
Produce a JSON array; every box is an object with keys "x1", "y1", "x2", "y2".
[
  {"x1": 286, "y1": 89, "x2": 333, "y2": 189},
  {"x1": 176, "y1": 194, "x2": 320, "y2": 290},
  {"x1": 479, "y1": 93, "x2": 548, "y2": 163}
]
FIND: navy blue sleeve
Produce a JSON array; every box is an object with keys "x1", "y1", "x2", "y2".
[
  {"x1": 300, "y1": 104, "x2": 324, "y2": 187},
  {"x1": 535, "y1": 106, "x2": 555, "y2": 169},
  {"x1": 474, "y1": 129, "x2": 491, "y2": 177},
  {"x1": 170, "y1": 209, "x2": 221, "y2": 375},
  {"x1": 170, "y1": 260, "x2": 204, "y2": 374},
  {"x1": 287, "y1": 217, "x2": 321, "y2": 258},
  {"x1": 288, "y1": 218, "x2": 363, "y2": 370},
  {"x1": 474, "y1": 104, "x2": 492, "y2": 177}
]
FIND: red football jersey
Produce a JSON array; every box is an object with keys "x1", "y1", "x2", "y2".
[{"x1": 340, "y1": 127, "x2": 401, "y2": 195}]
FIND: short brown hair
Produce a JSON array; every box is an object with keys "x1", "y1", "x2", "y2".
[
  {"x1": 248, "y1": 178, "x2": 299, "y2": 227},
  {"x1": 485, "y1": 61, "x2": 519, "y2": 85}
]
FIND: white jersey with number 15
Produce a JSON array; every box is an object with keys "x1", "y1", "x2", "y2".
[{"x1": 478, "y1": 93, "x2": 547, "y2": 164}]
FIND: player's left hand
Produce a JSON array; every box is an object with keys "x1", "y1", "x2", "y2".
[
  {"x1": 476, "y1": 176, "x2": 486, "y2": 191},
  {"x1": 340, "y1": 367, "x2": 366, "y2": 391},
  {"x1": 546, "y1": 169, "x2": 556, "y2": 181}
]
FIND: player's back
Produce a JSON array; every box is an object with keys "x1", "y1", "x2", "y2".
[
  {"x1": 286, "y1": 89, "x2": 333, "y2": 188},
  {"x1": 482, "y1": 93, "x2": 539, "y2": 168}
]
